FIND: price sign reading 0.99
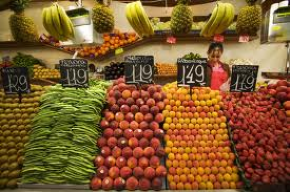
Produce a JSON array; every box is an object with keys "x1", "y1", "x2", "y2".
[
  {"x1": 177, "y1": 58, "x2": 208, "y2": 87},
  {"x1": 230, "y1": 65, "x2": 259, "y2": 92},
  {"x1": 59, "y1": 59, "x2": 89, "y2": 88},
  {"x1": 125, "y1": 56, "x2": 154, "y2": 84},
  {"x1": 1, "y1": 67, "x2": 30, "y2": 94}
]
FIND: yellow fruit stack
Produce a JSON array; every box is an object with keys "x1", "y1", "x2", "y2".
[
  {"x1": 33, "y1": 65, "x2": 60, "y2": 79},
  {"x1": 162, "y1": 83, "x2": 240, "y2": 190}
]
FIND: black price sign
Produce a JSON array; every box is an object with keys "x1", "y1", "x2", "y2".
[
  {"x1": 1, "y1": 67, "x2": 30, "y2": 94},
  {"x1": 125, "y1": 55, "x2": 154, "y2": 84},
  {"x1": 59, "y1": 59, "x2": 89, "y2": 88},
  {"x1": 177, "y1": 58, "x2": 207, "y2": 87},
  {"x1": 230, "y1": 65, "x2": 259, "y2": 92}
]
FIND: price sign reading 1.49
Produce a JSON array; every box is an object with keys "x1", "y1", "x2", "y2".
[
  {"x1": 177, "y1": 58, "x2": 208, "y2": 87},
  {"x1": 59, "y1": 59, "x2": 89, "y2": 88},
  {"x1": 1, "y1": 67, "x2": 30, "y2": 94},
  {"x1": 230, "y1": 65, "x2": 259, "y2": 92},
  {"x1": 125, "y1": 56, "x2": 154, "y2": 84}
]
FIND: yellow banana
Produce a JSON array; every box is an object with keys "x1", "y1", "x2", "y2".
[
  {"x1": 51, "y1": 3, "x2": 63, "y2": 36},
  {"x1": 207, "y1": 2, "x2": 227, "y2": 37},
  {"x1": 200, "y1": 4, "x2": 218, "y2": 37},
  {"x1": 44, "y1": 7, "x2": 61, "y2": 40},
  {"x1": 135, "y1": 1, "x2": 154, "y2": 36},
  {"x1": 56, "y1": 4, "x2": 74, "y2": 40},
  {"x1": 215, "y1": 3, "x2": 235, "y2": 34},
  {"x1": 130, "y1": 2, "x2": 145, "y2": 37}
]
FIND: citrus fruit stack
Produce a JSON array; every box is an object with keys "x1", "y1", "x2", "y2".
[{"x1": 162, "y1": 82, "x2": 241, "y2": 190}]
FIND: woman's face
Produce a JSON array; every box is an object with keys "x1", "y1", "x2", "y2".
[{"x1": 208, "y1": 48, "x2": 222, "y2": 63}]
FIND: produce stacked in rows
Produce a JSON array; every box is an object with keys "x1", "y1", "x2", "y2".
[
  {"x1": 12, "y1": 52, "x2": 40, "y2": 77},
  {"x1": 42, "y1": 3, "x2": 75, "y2": 41},
  {"x1": 236, "y1": 0, "x2": 261, "y2": 36},
  {"x1": 104, "y1": 62, "x2": 125, "y2": 80},
  {"x1": 155, "y1": 63, "x2": 177, "y2": 75},
  {"x1": 170, "y1": 0, "x2": 193, "y2": 35},
  {"x1": 91, "y1": 78, "x2": 167, "y2": 190},
  {"x1": 9, "y1": 0, "x2": 39, "y2": 42},
  {"x1": 62, "y1": 31, "x2": 138, "y2": 58},
  {"x1": 125, "y1": 1, "x2": 154, "y2": 38},
  {"x1": 22, "y1": 81, "x2": 110, "y2": 184},
  {"x1": 182, "y1": 52, "x2": 202, "y2": 60},
  {"x1": 201, "y1": 2, "x2": 235, "y2": 37},
  {"x1": 32, "y1": 65, "x2": 60, "y2": 79},
  {"x1": 163, "y1": 83, "x2": 240, "y2": 190},
  {"x1": 0, "y1": 85, "x2": 44, "y2": 189},
  {"x1": 223, "y1": 80, "x2": 289, "y2": 185},
  {"x1": 92, "y1": 0, "x2": 115, "y2": 33}
]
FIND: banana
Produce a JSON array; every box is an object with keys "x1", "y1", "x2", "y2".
[
  {"x1": 51, "y1": 3, "x2": 63, "y2": 37},
  {"x1": 56, "y1": 4, "x2": 74, "y2": 40},
  {"x1": 135, "y1": 1, "x2": 154, "y2": 36},
  {"x1": 215, "y1": 3, "x2": 235, "y2": 34},
  {"x1": 130, "y1": 2, "x2": 146, "y2": 37},
  {"x1": 44, "y1": 6, "x2": 61, "y2": 40},
  {"x1": 207, "y1": 2, "x2": 227, "y2": 37},
  {"x1": 200, "y1": 4, "x2": 219, "y2": 37}
]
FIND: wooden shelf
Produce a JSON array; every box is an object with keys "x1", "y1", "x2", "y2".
[
  {"x1": 0, "y1": 31, "x2": 258, "y2": 62},
  {"x1": 116, "y1": 0, "x2": 217, "y2": 7},
  {"x1": 261, "y1": 72, "x2": 290, "y2": 79}
]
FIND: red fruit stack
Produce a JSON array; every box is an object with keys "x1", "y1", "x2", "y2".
[
  {"x1": 223, "y1": 80, "x2": 290, "y2": 185},
  {"x1": 91, "y1": 78, "x2": 167, "y2": 191}
]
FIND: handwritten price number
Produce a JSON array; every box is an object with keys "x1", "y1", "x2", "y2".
[
  {"x1": 5, "y1": 74, "x2": 29, "y2": 93},
  {"x1": 179, "y1": 64, "x2": 206, "y2": 86},
  {"x1": 231, "y1": 72, "x2": 256, "y2": 92},
  {"x1": 127, "y1": 63, "x2": 153, "y2": 84},
  {"x1": 64, "y1": 68, "x2": 87, "y2": 86}
]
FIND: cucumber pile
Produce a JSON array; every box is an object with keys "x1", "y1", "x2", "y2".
[{"x1": 21, "y1": 81, "x2": 110, "y2": 184}]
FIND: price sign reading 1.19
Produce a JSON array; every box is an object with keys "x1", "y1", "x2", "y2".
[
  {"x1": 125, "y1": 56, "x2": 154, "y2": 84},
  {"x1": 59, "y1": 59, "x2": 89, "y2": 88},
  {"x1": 230, "y1": 65, "x2": 259, "y2": 92},
  {"x1": 177, "y1": 58, "x2": 208, "y2": 87},
  {"x1": 1, "y1": 67, "x2": 30, "y2": 94}
]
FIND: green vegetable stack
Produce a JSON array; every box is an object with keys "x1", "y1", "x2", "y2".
[
  {"x1": 21, "y1": 81, "x2": 110, "y2": 184},
  {"x1": 12, "y1": 52, "x2": 40, "y2": 77}
]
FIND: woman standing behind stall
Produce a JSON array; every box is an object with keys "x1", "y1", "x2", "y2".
[{"x1": 207, "y1": 42, "x2": 231, "y2": 90}]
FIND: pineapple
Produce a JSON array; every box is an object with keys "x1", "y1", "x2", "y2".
[
  {"x1": 170, "y1": 0, "x2": 193, "y2": 35},
  {"x1": 92, "y1": 0, "x2": 115, "y2": 33},
  {"x1": 9, "y1": 0, "x2": 39, "y2": 42}
]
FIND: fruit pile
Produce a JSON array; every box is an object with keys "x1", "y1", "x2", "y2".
[
  {"x1": 32, "y1": 65, "x2": 60, "y2": 79},
  {"x1": 0, "y1": 85, "x2": 44, "y2": 189},
  {"x1": 91, "y1": 78, "x2": 167, "y2": 191},
  {"x1": 155, "y1": 63, "x2": 177, "y2": 76},
  {"x1": 104, "y1": 62, "x2": 125, "y2": 80},
  {"x1": 163, "y1": 82, "x2": 240, "y2": 190},
  {"x1": 22, "y1": 81, "x2": 110, "y2": 184},
  {"x1": 201, "y1": 2, "x2": 235, "y2": 37},
  {"x1": 223, "y1": 80, "x2": 289, "y2": 185},
  {"x1": 63, "y1": 30, "x2": 138, "y2": 58}
]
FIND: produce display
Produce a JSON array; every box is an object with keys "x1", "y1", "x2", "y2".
[
  {"x1": 0, "y1": 85, "x2": 45, "y2": 189},
  {"x1": 42, "y1": 3, "x2": 75, "y2": 41},
  {"x1": 21, "y1": 81, "x2": 110, "y2": 184},
  {"x1": 125, "y1": 1, "x2": 154, "y2": 38},
  {"x1": 62, "y1": 31, "x2": 138, "y2": 58},
  {"x1": 155, "y1": 63, "x2": 177, "y2": 75},
  {"x1": 91, "y1": 78, "x2": 167, "y2": 190},
  {"x1": 92, "y1": 0, "x2": 115, "y2": 33},
  {"x1": 12, "y1": 52, "x2": 40, "y2": 77},
  {"x1": 182, "y1": 52, "x2": 202, "y2": 60},
  {"x1": 170, "y1": 0, "x2": 193, "y2": 35},
  {"x1": 236, "y1": 0, "x2": 261, "y2": 36},
  {"x1": 201, "y1": 2, "x2": 235, "y2": 37},
  {"x1": 9, "y1": 0, "x2": 39, "y2": 42},
  {"x1": 163, "y1": 83, "x2": 240, "y2": 190},
  {"x1": 32, "y1": 65, "x2": 60, "y2": 79},
  {"x1": 223, "y1": 80, "x2": 289, "y2": 186},
  {"x1": 104, "y1": 62, "x2": 125, "y2": 80}
]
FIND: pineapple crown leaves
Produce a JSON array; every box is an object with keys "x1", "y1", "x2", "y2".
[
  {"x1": 10, "y1": 0, "x2": 30, "y2": 13},
  {"x1": 177, "y1": 0, "x2": 191, "y2": 5},
  {"x1": 245, "y1": 0, "x2": 258, "y2": 6}
]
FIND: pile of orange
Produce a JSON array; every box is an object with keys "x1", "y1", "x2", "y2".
[
  {"x1": 63, "y1": 29, "x2": 138, "y2": 57},
  {"x1": 162, "y1": 83, "x2": 241, "y2": 190}
]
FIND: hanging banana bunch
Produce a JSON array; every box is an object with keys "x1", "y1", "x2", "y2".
[
  {"x1": 200, "y1": 2, "x2": 235, "y2": 37},
  {"x1": 125, "y1": 1, "x2": 154, "y2": 38},
  {"x1": 42, "y1": 3, "x2": 75, "y2": 41}
]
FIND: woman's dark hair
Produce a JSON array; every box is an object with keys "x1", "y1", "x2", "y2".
[{"x1": 207, "y1": 42, "x2": 224, "y2": 54}]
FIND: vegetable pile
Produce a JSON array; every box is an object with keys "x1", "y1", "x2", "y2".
[
  {"x1": 223, "y1": 80, "x2": 290, "y2": 185},
  {"x1": 0, "y1": 85, "x2": 44, "y2": 189},
  {"x1": 21, "y1": 81, "x2": 110, "y2": 184}
]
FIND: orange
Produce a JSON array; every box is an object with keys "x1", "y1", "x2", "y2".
[
  {"x1": 224, "y1": 173, "x2": 232, "y2": 182},
  {"x1": 204, "y1": 167, "x2": 211, "y2": 174},
  {"x1": 180, "y1": 174, "x2": 187, "y2": 183},
  {"x1": 199, "y1": 182, "x2": 207, "y2": 190},
  {"x1": 216, "y1": 173, "x2": 224, "y2": 182},
  {"x1": 175, "y1": 123, "x2": 182, "y2": 129},
  {"x1": 195, "y1": 175, "x2": 202, "y2": 183},
  {"x1": 197, "y1": 167, "x2": 204, "y2": 175},
  {"x1": 205, "y1": 159, "x2": 213, "y2": 167},
  {"x1": 221, "y1": 181, "x2": 230, "y2": 189},
  {"x1": 187, "y1": 160, "x2": 193, "y2": 168},
  {"x1": 188, "y1": 174, "x2": 195, "y2": 182},
  {"x1": 225, "y1": 166, "x2": 233, "y2": 174},
  {"x1": 173, "y1": 141, "x2": 179, "y2": 147},
  {"x1": 176, "y1": 182, "x2": 184, "y2": 190},
  {"x1": 177, "y1": 147, "x2": 184, "y2": 154},
  {"x1": 193, "y1": 112, "x2": 199, "y2": 118},
  {"x1": 206, "y1": 181, "x2": 214, "y2": 190},
  {"x1": 229, "y1": 181, "x2": 236, "y2": 189},
  {"x1": 183, "y1": 167, "x2": 190, "y2": 175},
  {"x1": 191, "y1": 167, "x2": 197, "y2": 175},
  {"x1": 174, "y1": 175, "x2": 180, "y2": 183},
  {"x1": 172, "y1": 160, "x2": 179, "y2": 168},
  {"x1": 169, "y1": 123, "x2": 176, "y2": 129},
  {"x1": 211, "y1": 166, "x2": 219, "y2": 174},
  {"x1": 176, "y1": 167, "x2": 183, "y2": 175},
  {"x1": 232, "y1": 166, "x2": 238, "y2": 173},
  {"x1": 165, "y1": 147, "x2": 171, "y2": 153},
  {"x1": 194, "y1": 100, "x2": 200, "y2": 106},
  {"x1": 163, "y1": 123, "x2": 170, "y2": 130},
  {"x1": 166, "y1": 141, "x2": 173, "y2": 148},
  {"x1": 209, "y1": 174, "x2": 216, "y2": 182},
  {"x1": 167, "y1": 174, "x2": 174, "y2": 182},
  {"x1": 166, "y1": 160, "x2": 172, "y2": 167},
  {"x1": 184, "y1": 183, "x2": 192, "y2": 190},
  {"x1": 202, "y1": 174, "x2": 209, "y2": 182},
  {"x1": 192, "y1": 182, "x2": 199, "y2": 190},
  {"x1": 168, "y1": 153, "x2": 175, "y2": 160},
  {"x1": 182, "y1": 153, "x2": 189, "y2": 161},
  {"x1": 231, "y1": 173, "x2": 239, "y2": 182},
  {"x1": 220, "y1": 160, "x2": 228, "y2": 167},
  {"x1": 219, "y1": 167, "x2": 226, "y2": 174},
  {"x1": 175, "y1": 153, "x2": 182, "y2": 161},
  {"x1": 222, "y1": 152, "x2": 230, "y2": 160},
  {"x1": 179, "y1": 160, "x2": 187, "y2": 168}
]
